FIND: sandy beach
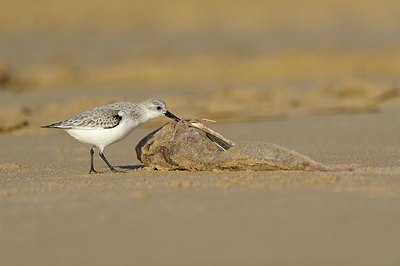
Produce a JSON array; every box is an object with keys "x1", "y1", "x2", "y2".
[
  {"x1": 2, "y1": 108, "x2": 400, "y2": 265},
  {"x1": 1, "y1": 1, "x2": 400, "y2": 265}
]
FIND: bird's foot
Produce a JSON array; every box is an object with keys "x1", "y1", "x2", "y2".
[
  {"x1": 89, "y1": 168, "x2": 103, "y2": 174},
  {"x1": 110, "y1": 168, "x2": 127, "y2": 173}
]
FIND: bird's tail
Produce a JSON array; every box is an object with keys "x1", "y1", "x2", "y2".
[{"x1": 40, "y1": 122, "x2": 63, "y2": 129}]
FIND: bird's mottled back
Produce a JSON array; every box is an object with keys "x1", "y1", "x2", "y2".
[{"x1": 42, "y1": 102, "x2": 139, "y2": 129}]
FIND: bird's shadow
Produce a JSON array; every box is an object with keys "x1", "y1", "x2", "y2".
[{"x1": 118, "y1": 164, "x2": 146, "y2": 171}]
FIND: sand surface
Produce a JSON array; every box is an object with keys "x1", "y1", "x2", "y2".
[
  {"x1": 2, "y1": 1, "x2": 400, "y2": 265},
  {"x1": 1, "y1": 110, "x2": 400, "y2": 266}
]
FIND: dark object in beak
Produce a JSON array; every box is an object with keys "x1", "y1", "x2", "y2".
[{"x1": 165, "y1": 110, "x2": 180, "y2": 121}]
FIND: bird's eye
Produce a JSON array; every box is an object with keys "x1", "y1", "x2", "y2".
[{"x1": 156, "y1": 106, "x2": 162, "y2": 110}]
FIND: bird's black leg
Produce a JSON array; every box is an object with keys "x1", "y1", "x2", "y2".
[
  {"x1": 89, "y1": 147, "x2": 101, "y2": 174},
  {"x1": 99, "y1": 151, "x2": 125, "y2": 173}
]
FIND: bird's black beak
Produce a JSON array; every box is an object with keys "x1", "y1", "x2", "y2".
[{"x1": 165, "y1": 110, "x2": 180, "y2": 121}]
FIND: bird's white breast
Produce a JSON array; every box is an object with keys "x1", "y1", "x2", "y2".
[{"x1": 65, "y1": 120, "x2": 139, "y2": 150}]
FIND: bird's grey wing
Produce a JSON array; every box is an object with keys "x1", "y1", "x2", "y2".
[{"x1": 44, "y1": 108, "x2": 123, "y2": 129}]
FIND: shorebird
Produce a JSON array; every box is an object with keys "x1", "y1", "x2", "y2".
[{"x1": 41, "y1": 98, "x2": 180, "y2": 173}]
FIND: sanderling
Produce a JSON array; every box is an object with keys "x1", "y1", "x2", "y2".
[{"x1": 41, "y1": 98, "x2": 180, "y2": 174}]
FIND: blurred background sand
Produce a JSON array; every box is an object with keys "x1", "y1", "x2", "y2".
[
  {"x1": 1, "y1": 0, "x2": 400, "y2": 132},
  {"x1": 1, "y1": 1, "x2": 400, "y2": 265}
]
